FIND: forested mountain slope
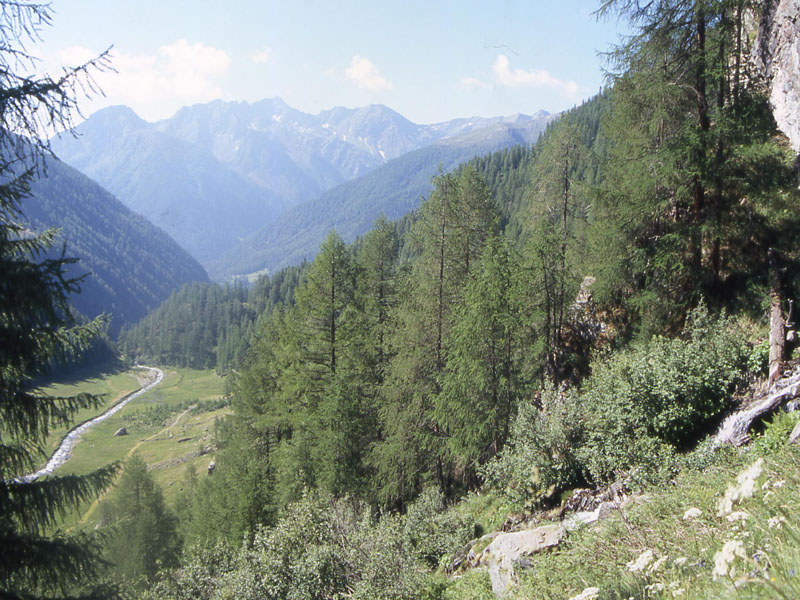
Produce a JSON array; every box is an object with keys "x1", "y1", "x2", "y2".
[
  {"x1": 21, "y1": 155, "x2": 209, "y2": 334},
  {"x1": 119, "y1": 141, "x2": 536, "y2": 372},
  {"x1": 119, "y1": 265, "x2": 306, "y2": 371},
  {"x1": 157, "y1": 0, "x2": 800, "y2": 562},
  {"x1": 37, "y1": 0, "x2": 800, "y2": 598},
  {"x1": 209, "y1": 116, "x2": 555, "y2": 279}
]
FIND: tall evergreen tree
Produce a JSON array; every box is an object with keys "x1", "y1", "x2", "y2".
[
  {"x1": 437, "y1": 235, "x2": 526, "y2": 483},
  {"x1": 592, "y1": 0, "x2": 800, "y2": 331},
  {"x1": 0, "y1": 4, "x2": 116, "y2": 599},
  {"x1": 524, "y1": 121, "x2": 589, "y2": 381},
  {"x1": 105, "y1": 455, "x2": 179, "y2": 589},
  {"x1": 355, "y1": 216, "x2": 400, "y2": 385},
  {"x1": 373, "y1": 168, "x2": 499, "y2": 505}
]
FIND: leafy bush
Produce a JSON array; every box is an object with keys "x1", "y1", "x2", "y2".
[
  {"x1": 142, "y1": 542, "x2": 235, "y2": 600},
  {"x1": 403, "y1": 488, "x2": 475, "y2": 568},
  {"x1": 580, "y1": 306, "x2": 748, "y2": 482},
  {"x1": 216, "y1": 492, "x2": 346, "y2": 600},
  {"x1": 754, "y1": 410, "x2": 800, "y2": 456},
  {"x1": 486, "y1": 307, "x2": 749, "y2": 502},
  {"x1": 747, "y1": 339, "x2": 770, "y2": 375},
  {"x1": 123, "y1": 402, "x2": 177, "y2": 427},
  {"x1": 343, "y1": 508, "x2": 427, "y2": 600},
  {"x1": 150, "y1": 491, "x2": 434, "y2": 600},
  {"x1": 481, "y1": 386, "x2": 586, "y2": 506}
]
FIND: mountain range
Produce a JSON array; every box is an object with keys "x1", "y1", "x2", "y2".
[
  {"x1": 208, "y1": 116, "x2": 554, "y2": 279},
  {"x1": 52, "y1": 99, "x2": 556, "y2": 279}
]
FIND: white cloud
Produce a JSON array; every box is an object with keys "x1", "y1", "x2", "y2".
[
  {"x1": 459, "y1": 76, "x2": 491, "y2": 90},
  {"x1": 54, "y1": 40, "x2": 232, "y2": 121},
  {"x1": 252, "y1": 48, "x2": 272, "y2": 64},
  {"x1": 57, "y1": 46, "x2": 97, "y2": 66},
  {"x1": 491, "y1": 54, "x2": 580, "y2": 97},
  {"x1": 345, "y1": 55, "x2": 392, "y2": 92}
]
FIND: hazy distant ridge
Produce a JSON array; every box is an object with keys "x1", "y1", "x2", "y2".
[
  {"x1": 52, "y1": 99, "x2": 554, "y2": 276},
  {"x1": 209, "y1": 114, "x2": 557, "y2": 280}
]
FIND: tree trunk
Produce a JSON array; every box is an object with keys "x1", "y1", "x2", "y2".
[{"x1": 769, "y1": 248, "x2": 785, "y2": 386}]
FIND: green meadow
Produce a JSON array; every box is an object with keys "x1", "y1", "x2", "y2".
[{"x1": 38, "y1": 366, "x2": 229, "y2": 528}]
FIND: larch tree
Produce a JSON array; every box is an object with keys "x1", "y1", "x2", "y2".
[
  {"x1": 592, "y1": 0, "x2": 800, "y2": 333},
  {"x1": 105, "y1": 455, "x2": 179, "y2": 589},
  {"x1": 524, "y1": 121, "x2": 589, "y2": 382},
  {"x1": 437, "y1": 235, "x2": 526, "y2": 484},
  {"x1": 372, "y1": 168, "x2": 499, "y2": 505}
]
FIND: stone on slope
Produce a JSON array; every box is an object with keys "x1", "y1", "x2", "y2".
[
  {"x1": 789, "y1": 418, "x2": 800, "y2": 444},
  {"x1": 481, "y1": 523, "x2": 565, "y2": 596}
]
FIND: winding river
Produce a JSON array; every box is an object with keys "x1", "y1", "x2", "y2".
[{"x1": 22, "y1": 365, "x2": 164, "y2": 482}]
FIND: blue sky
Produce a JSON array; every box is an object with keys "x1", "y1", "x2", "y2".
[{"x1": 38, "y1": 0, "x2": 628, "y2": 124}]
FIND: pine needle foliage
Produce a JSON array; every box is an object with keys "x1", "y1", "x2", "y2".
[{"x1": 0, "y1": 3, "x2": 116, "y2": 598}]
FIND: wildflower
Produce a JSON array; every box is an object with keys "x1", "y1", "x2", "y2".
[
  {"x1": 713, "y1": 540, "x2": 747, "y2": 579},
  {"x1": 669, "y1": 581, "x2": 685, "y2": 597},
  {"x1": 768, "y1": 516, "x2": 786, "y2": 529},
  {"x1": 717, "y1": 458, "x2": 763, "y2": 517},
  {"x1": 673, "y1": 557, "x2": 688, "y2": 566},
  {"x1": 627, "y1": 549, "x2": 655, "y2": 572},
  {"x1": 568, "y1": 587, "x2": 600, "y2": 600},
  {"x1": 648, "y1": 556, "x2": 668, "y2": 574},
  {"x1": 726, "y1": 511, "x2": 749, "y2": 522}
]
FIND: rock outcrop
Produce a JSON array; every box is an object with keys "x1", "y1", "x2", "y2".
[
  {"x1": 755, "y1": 0, "x2": 800, "y2": 153},
  {"x1": 481, "y1": 524, "x2": 565, "y2": 596}
]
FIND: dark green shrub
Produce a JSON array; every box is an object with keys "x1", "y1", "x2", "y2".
[
  {"x1": 403, "y1": 488, "x2": 474, "y2": 568},
  {"x1": 217, "y1": 491, "x2": 347, "y2": 600},
  {"x1": 481, "y1": 385, "x2": 586, "y2": 507},
  {"x1": 580, "y1": 306, "x2": 748, "y2": 482}
]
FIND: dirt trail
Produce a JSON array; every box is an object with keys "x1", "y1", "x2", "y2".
[{"x1": 76, "y1": 401, "x2": 197, "y2": 525}]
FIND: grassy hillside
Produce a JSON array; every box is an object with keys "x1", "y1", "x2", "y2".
[{"x1": 442, "y1": 429, "x2": 800, "y2": 600}]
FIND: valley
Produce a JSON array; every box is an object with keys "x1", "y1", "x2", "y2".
[
  {"x1": 34, "y1": 366, "x2": 227, "y2": 527},
  {"x1": 50, "y1": 99, "x2": 555, "y2": 279}
]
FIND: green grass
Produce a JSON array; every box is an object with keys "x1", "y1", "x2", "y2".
[
  {"x1": 34, "y1": 368, "x2": 142, "y2": 465},
  {"x1": 40, "y1": 366, "x2": 229, "y2": 529},
  {"x1": 441, "y1": 441, "x2": 800, "y2": 600}
]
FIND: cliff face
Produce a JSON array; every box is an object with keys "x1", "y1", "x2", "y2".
[{"x1": 755, "y1": 0, "x2": 800, "y2": 153}]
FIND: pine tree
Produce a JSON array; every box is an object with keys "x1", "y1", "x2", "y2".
[
  {"x1": 105, "y1": 455, "x2": 179, "y2": 588},
  {"x1": 437, "y1": 235, "x2": 526, "y2": 482},
  {"x1": 0, "y1": 4, "x2": 115, "y2": 598}
]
